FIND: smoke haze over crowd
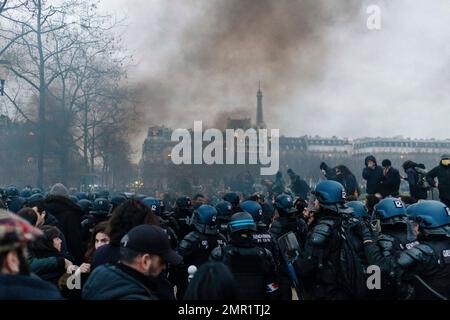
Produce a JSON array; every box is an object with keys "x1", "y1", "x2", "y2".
[{"x1": 100, "y1": 0, "x2": 450, "y2": 157}]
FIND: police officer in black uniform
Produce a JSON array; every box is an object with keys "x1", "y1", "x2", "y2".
[
  {"x1": 211, "y1": 212, "x2": 279, "y2": 300},
  {"x1": 216, "y1": 200, "x2": 234, "y2": 236},
  {"x1": 176, "y1": 204, "x2": 226, "y2": 299},
  {"x1": 81, "y1": 198, "x2": 110, "y2": 243},
  {"x1": 223, "y1": 192, "x2": 241, "y2": 213},
  {"x1": 143, "y1": 197, "x2": 178, "y2": 249},
  {"x1": 269, "y1": 194, "x2": 308, "y2": 247},
  {"x1": 293, "y1": 180, "x2": 357, "y2": 300},
  {"x1": 402, "y1": 201, "x2": 450, "y2": 299},
  {"x1": 173, "y1": 196, "x2": 194, "y2": 240},
  {"x1": 354, "y1": 197, "x2": 420, "y2": 299}
]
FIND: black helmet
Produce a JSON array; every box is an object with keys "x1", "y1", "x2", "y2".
[
  {"x1": 90, "y1": 198, "x2": 111, "y2": 216},
  {"x1": 176, "y1": 196, "x2": 192, "y2": 209},
  {"x1": 223, "y1": 192, "x2": 240, "y2": 207}
]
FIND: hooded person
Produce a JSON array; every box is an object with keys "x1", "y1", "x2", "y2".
[
  {"x1": 44, "y1": 183, "x2": 84, "y2": 265},
  {"x1": 362, "y1": 155, "x2": 384, "y2": 195},
  {"x1": 402, "y1": 161, "x2": 428, "y2": 201},
  {"x1": 427, "y1": 154, "x2": 450, "y2": 207},
  {"x1": 287, "y1": 169, "x2": 310, "y2": 200}
]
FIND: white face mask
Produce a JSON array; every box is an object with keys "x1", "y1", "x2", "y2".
[{"x1": 442, "y1": 159, "x2": 450, "y2": 166}]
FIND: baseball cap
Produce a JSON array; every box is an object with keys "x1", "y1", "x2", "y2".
[{"x1": 121, "y1": 225, "x2": 182, "y2": 265}]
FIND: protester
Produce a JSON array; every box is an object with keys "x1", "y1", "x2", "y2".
[
  {"x1": 335, "y1": 165, "x2": 359, "y2": 198},
  {"x1": 45, "y1": 183, "x2": 84, "y2": 264},
  {"x1": 287, "y1": 169, "x2": 310, "y2": 200},
  {"x1": 84, "y1": 221, "x2": 110, "y2": 264},
  {"x1": 427, "y1": 154, "x2": 450, "y2": 207},
  {"x1": 184, "y1": 262, "x2": 237, "y2": 300},
  {"x1": 82, "y1": 225, "x2": 182, "y2": 300},
  {"x1": 379, "y1": 159, "x2": 401, "y2": 198},
  {"x1": 362, "y1": 155, "x2": 383, "y2": 195},
  {"x1": 91, "y1": 199, "x2": 159, "y2": 269},
  {"x1": 0, "y1": 210, "x2": 62, "y2": 300},
  {"x1": 402, "y1": 161, "x2": 428, "y2": 200}
]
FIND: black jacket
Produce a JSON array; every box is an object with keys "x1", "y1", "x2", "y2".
[
  {"x1": 404, "y1": 167, "x2": 428, "y2": 200},
  {"x1": 91, "y1": 244, "x2": 120, "y2": 270},
  {"x1": 45, "y1": 195, "x2": 84, "y2": 264},
  {"x1": 82, "y1": 264, "x2": 159, "y2": 300},
  {"x1": 290, "y1": 175, "x2": 310, "y2": 200},
  {"x1": 362, "y1": 156, "x2": 383, "y2": 195},
  {"x1": 0, "y1": 274, "x2": 62, "y2": 300},
  {"x1": 427, "y1": 163, "x2": 450, "y2": 200},
  {"x1": 379, "y1": 167, "x2": 401, "y2": 198}
]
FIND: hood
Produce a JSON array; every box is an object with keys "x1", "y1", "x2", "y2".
[{"x1": 365, "y1": 155, "x2": 377, "y2": 166}]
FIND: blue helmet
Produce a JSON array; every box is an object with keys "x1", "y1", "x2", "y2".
[
  {"x1": 5, "y1": 186, "x2": 19, "y2": 198},
  {"x1": 216, "y1": 201, "x2": 233, "y2": 217},
  {"x1": 31, "y1": 188, "x2": 42, "y2": 195},
  {"x1": 90, "y1": 198, "x2": 111, "y2": 216},
  {"x1": 69, "y1": 195, "x2": 78, "y2": 204},
  {"x1": 223, "y1": 192, "x2": 240, "y2": 207},
  {"x1": 346, "y1": 201, "x2": 369, "y2": 218},
  {"x1": 75, "y1": 192, "x2": 88, "y2": 200},
  {"x1": 20, "y1": 189, "x2": 32, "y2": 199},
  {"x1": 143, "y1": 197, "x2": 163, "y2": 216},
  {"x1": 110, "y1": 194, "x2": 127, "y2": 207},
  {"x1": 407, "y1": 201, "x2": 450, "y2": 235},
  {"x1": 240, "y1": 200, "x2": 263, "y2": 223},
  {"x1": 193, "y1": 205, "x2": 218, "y2": 234},
  {"x1": 77, "y1": 199, "x2": 92, "y2": 214},
  {"x1": 373, "y1": 197, "x2": 407, "y2": 222},
  {"x1": 274, "y1": 194, "x2": 296, "y2": 216},
  {"x1": 27, "y1": 193, "x2": 44, "y2": 204},
  {"x1": 134, "y1": 194, "x2": 147, "y2": 202},
  {"x1": 228, "y1": 212, "x2": 256, "y2": 234},
  {"x1": 313, "y1": 180, "x2": 346, "y2": 205}
]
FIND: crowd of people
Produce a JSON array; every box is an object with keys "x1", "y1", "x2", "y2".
[{"x1": 0, "y1": 154, "x2": 449, "y2": 300}]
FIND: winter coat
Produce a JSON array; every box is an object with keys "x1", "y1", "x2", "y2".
[
  {"x1": 427, "y1": 162, "x2": 450, "y2": 200},
  {"x1": 44, "y1": 195, "x2": 84, "y2": 264},
  {"x1": 362, "y1": 156, "x2": 383, "y2": 195},
  {"x1": 82, "y1": 264, "x2": 158, "y2": 300},
  {"x1": 0, "y1": 274, "x2": 62, "y2": 300},
  {"x1": 379, "y1": 167, "x2": 401, "y2": 198}
]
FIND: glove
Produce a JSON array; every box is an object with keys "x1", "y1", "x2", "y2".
[{"x1": 355, "y1": 221, "x2": 374, "y2": 243}]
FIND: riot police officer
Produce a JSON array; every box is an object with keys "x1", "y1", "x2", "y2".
[
  {"x1": 223, "y1": 192, "x2": 241, "y2": 213},
  {"x1": 216, "y1": 200, "x2": 233, "y2": 236},
  {"x1": 177, "y1": 205, "x2": 226, "y2": 299},
  {"x1": 173, "y1": 196, "x2": 194, "y2": 239},
  {"x1": 143, "y1": 197, "x2": 178, "y2": 249},
  {"x1": 81, "y1": 198, "x2": 111, "y2": 243},
  {"x1": 403, "y1": 201, "x2": 450, "y2": 299},
  {"x1": 346, "y1": 201, "x2": 370, "y2": 222},
  {"x1": 355, "y1": 197, "x2": 420, "y2": 299},
  {"x1": 211, "y1": 212, "x2": 279, "y2": 300},
  {"x1": 269, "y1": 194, "x2": 308, "y2": 246},
  {"x1": 5, "y1": 186, "x2": 25, "y2": 213},
  {"x1": 294, "y1": 180, "x2": 359, "y2": 300}
]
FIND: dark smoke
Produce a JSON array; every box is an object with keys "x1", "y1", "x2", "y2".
[{"x1": 131, "y1": 0, "x2": 362, "y2": 147}]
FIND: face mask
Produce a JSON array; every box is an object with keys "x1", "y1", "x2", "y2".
[{"x1": 442, "y1": 159, "x2": 450, "y2": 166}]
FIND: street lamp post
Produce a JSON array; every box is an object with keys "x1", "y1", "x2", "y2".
[{"x1": 0, "y1": 60, "x2": 11, "y2": 96}]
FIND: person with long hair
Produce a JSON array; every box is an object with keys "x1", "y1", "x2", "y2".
[
  {"x1": 91, "y1": 199, "x2": 159, "y2": 270},
  {"x1": 84, "y1": 221, "x2": 110, "y2": 264}
]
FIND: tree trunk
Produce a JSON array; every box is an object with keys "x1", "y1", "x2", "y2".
[{"x1": 36, "y1": 0, "x2": 46, "y2": 189}]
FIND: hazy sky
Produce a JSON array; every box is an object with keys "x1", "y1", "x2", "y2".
[{"x1": 99, "y1": 0, "x2": 450, "y2": 141}]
